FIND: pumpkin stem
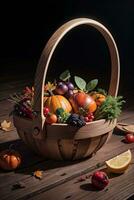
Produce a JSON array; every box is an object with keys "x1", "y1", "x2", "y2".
[{"x1": 48, "y1": 90, "x2": 54, "y2": 96}]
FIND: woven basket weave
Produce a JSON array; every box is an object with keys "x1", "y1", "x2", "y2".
[{"x1": 13, "y1": 18, "x2": 120, "y2": 160}]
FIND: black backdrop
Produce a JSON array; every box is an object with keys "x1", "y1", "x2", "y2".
[{"x1": 0, "y1": 1, "x2": 134, "y2": 94}]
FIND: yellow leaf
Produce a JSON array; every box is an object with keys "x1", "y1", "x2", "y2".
[
  {"x1": 0, "y1": 120, "x2": 12, "y2": 131},
  {"x1": 44, "y1": 82, "x2": 56, "y2": 91},
  {"x1": 33, "y1": 170, "x2": 43, "y2": 179}
]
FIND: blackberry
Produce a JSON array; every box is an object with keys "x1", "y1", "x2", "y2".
[{"x1": 67, "y1": 114, "x2": 86, "y2": 128}]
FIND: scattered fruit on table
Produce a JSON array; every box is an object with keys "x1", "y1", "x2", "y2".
[
  {"x1": 125, "y1": 133, "x2": 134, "y2": 143},
  {"x1": 0, "y1": 149, "x2": 21, "y2": 170},
  {"x1": 91, "y1": 171, "x2": 109, "y2": 190},
  {"x1": 105, "y1": 149, "x2": 132, "y2": 174},
  {"x1": 9, "y1": 69, "x2": 124, "y2": 128}
]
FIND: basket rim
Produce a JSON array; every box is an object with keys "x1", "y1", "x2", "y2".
[{"x1": 13, "y1": 113, "x2": 115, "y2": 126}]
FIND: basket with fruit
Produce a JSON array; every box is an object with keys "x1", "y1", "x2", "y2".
[{"x1": 12, "y1": 18, "x2": 123, "y2": 160}]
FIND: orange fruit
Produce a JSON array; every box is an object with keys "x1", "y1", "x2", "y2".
[
  {"x1": 69, "y1": 92, "x2": 97, "y2": 113},
  {"x1": 46, "y1": 113, "x2": 57, "y2": 124},
  {"x1": 90, "y1": 93, "x2": 106, "y2": 106}
]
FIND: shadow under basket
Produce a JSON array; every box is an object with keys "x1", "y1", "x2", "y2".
[{"x1": 13, "y1": 18, "x2": 120, "y2": 161}]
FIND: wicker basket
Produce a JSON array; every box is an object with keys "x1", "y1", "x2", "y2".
[{"x1": 13, "y1": 18, "x2": 120, "y2": 160}]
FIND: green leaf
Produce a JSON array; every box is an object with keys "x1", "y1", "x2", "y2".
[
  {"x1": 56, "y1": 108, "x2": 64, "y2": 116},
  {"x1": 94, "y1": 95, "x2": 125, "y2": 120},
  {"x1": 74, "y1": 76, "x2": 86, "y2": 91},
  {"x1": 96, "y1": 88, "x2": 107, "y2": 96},
  {"x1": 86, "y1": 79, "x2": 98, "y2": 92},
  {"x1": 59, "y1": 70, "x2": 71, "y2": 81}
]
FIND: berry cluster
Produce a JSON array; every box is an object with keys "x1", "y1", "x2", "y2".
[
  {"x1": 67, "y1": 114, "x2": 86, "y2": 128},
  {"x1": 84, "y1": 113, "x2": 94, "y2": 122},
  {"x1": 55, "y1": 81, "x2": 74, "y2": 98},
  {"x1": 14, "y1": 99, "x2": 34, "y2": 119}
]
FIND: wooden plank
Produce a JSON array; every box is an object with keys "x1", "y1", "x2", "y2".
[
  {"x1": 0, "y1": 133, "x2": 134, "y2": 200},
  {"x1": 0, "y1": 130, "x2": 19, "y2": 143},
  {"x1": 32, "y1": 149, "x2": 134, "y2": 200},
  {"x1": 0, "y1": 89, "x2": 134, "y2": 199},
  {"x1": 0, "y1": 79, "x2": 33, "y2": 101}
]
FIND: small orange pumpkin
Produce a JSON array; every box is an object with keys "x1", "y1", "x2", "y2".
[
  {"x1": 90, "y1": 93, "x2": 106, "y2": 106},
  {"x1": 44, "y1": 95, "x2": 72, "y2": 114},
  {"x1": 0, "y1": 149, "x2": 21, "y2": 170},
  {"x1": 69, "y1": 92, "x2": 97, "y2": 113}
]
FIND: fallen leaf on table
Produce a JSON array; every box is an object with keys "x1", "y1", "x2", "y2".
[
  {"x1": 33, "y1": 170, "x2": 43, "y2": 179},
  {"x1": 0, "y1": 120, "x2": 12, "y2": 131},
  {"x1": 12, "y1": 181, "x2": 26, "y2": 190}
]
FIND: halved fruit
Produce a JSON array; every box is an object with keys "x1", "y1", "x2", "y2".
[{"x1": 105, "y1": 149, "x2": 132, "y2": 174}]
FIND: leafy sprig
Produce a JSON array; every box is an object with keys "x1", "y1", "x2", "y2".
[
  {"x1": 59, "y1": 70, "x2": 71, "y2": 81},
  {"x1": 94, "y1": 96, "x2": 125, "y2": 121},
  {"x1": 56, "y1": 108, "x2": 71, "y2": 123},
  {"x1": 74, "y1": 76, "x2": 98, "y2": 92},
  {"x1": 59, "y1": 70, "x2": 98, "y2": 92}
]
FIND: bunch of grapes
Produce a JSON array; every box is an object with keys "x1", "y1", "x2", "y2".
[
  {"x1": 14, "y1": 99, "x2": 34, "y2": 119},
  {"x1": 67, "y1": 114, "x2": 86, "y2": 128},
  {"x1": 55, "y1": 81, "x2": 74, "y2": 98}
]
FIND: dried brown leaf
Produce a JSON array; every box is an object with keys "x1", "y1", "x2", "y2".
[
  {"x1": 0, "y1": 120, "x2": 12, "y2": 131},
  {"x1": 12, "y1": 181, "x2": 26, "y2": 190},
  {"x1": 33, "y1": 170, "x2": 43, "y2": 179}
]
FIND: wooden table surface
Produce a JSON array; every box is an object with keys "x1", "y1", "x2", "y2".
[{"x1": 0, "y1": 80, "x2": 134, "y2": 200}]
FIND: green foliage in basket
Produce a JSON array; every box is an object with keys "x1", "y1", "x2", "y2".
[
  {"x1": 94, "y1": 96, "x2": 125, "y2": 121},
  {"x1": 59, "y1": 70, "x2": 71, "y2": 81},
  {"x1": 56, "y1": 108, "x2": 71, "y2": 123}
]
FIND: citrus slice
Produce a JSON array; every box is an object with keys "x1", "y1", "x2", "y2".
[{"x1": 105, "y1": 150, "x2": 132, "y2": 174}]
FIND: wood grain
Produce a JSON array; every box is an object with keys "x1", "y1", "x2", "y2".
[{"x1": 0, "y1": 90, "x2": 134, "y2": 200}]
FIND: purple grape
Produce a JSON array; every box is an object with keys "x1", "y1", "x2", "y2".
[
  {"x1": 55, "y1": 82, "x2": 68, "y2": 95},
  {"x1": 66, "y1": 82, "x2": 74, "y2": 90},
  {"x1": 65, "y1": 90, "x2": 74, "y2": 98}
]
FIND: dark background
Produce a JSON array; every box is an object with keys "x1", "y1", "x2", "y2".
[{"x1": 0, "y1": 0, "x2": 134, "y2": 95}]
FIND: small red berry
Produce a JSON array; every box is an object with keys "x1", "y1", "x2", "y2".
[
  {"x1": 125, "y1": 133, "x2": 134, "y2": 143},
  {"x1": 87, "y1": 113, "x2": 94, "y2": 120},
  {"x1": 84, "y1": 116, "x2": 90, "y2": 122},
  {"x1": 43, "y1": 107, "x2": 50, "y2": 117},
  {"x1": 84, "y1": 113, "x2": 94, "y2": 122},
  {"x1": 91, "y1": 171, "x2": 109, "y2": 190}
]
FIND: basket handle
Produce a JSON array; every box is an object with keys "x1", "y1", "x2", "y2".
[{"x1": 33, "y1": 18, "x2": 120, "y2": 137}]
